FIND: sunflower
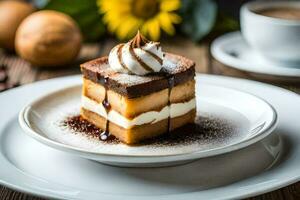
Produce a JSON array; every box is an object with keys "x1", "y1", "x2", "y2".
[{"x1": 98, "y1": 0, "x2": 182, "y2": 41}]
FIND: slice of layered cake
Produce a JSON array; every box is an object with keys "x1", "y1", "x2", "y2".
[{"x1": 80, "y1": 32, "x2": 196, "y2": 144}]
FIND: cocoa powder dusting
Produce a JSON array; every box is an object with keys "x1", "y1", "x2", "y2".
[
  {"x1": 62, "y1": 115, "x2": 237, "y2": 147},
  {"x1": 62, "y1": 115, "x2": 119, "y2": 144},
  {"x1": 140, "y1": 116, "x2": 236, "y2": 146}
]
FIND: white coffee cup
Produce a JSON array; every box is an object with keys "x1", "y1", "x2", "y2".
[{"x1": 241, "y1": 1, "x2": 300, "y2": 67}]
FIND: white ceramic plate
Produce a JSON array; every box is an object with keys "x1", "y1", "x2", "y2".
[
  {"x1": 211, "y1": 31, "x2": 300, "y2": 77},
  {"x1": 18, "y1": 77, "x2": 276, "y2": 167},
  {"x1": 0, "y1": 75, "x2": 299, "y2": 200}
]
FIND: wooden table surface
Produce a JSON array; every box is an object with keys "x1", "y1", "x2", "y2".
[{"x1": 0, "y1": 37, "x2": 299, "y2": 199}]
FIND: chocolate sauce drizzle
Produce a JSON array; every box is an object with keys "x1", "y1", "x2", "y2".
[
  {"x1": 94, "y1": 73, "x2": 174, "y2": 139},
  {"x1": 100, "y1": 77, "x2": 112, "y2": 141},
  {"x1": 62, "y1": 115, "x2": 118, "y2": 144},
  {"x1": 167, "y1": 75, "x2": 175, "y2": 132}
]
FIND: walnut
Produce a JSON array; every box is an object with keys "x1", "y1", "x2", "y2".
[
  {"x1": 0, "y1": 1, "x2": 35, "y2": 50},
  {"x1": 15, "y1": 10, "x2": 82, "y2": 67}
]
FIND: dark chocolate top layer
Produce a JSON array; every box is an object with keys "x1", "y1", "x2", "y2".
[{"x1": 81, "y1": 53, "x2": 195, "y2": 98}]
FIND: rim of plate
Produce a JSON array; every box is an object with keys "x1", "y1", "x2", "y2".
[
  {"x1": 211, "y1": 31, "x2": 300, "y2": 77},
  {"x1": 0, "y1": 74, "x2": 298, "y2": 200},
  {"x1": 18, "y1": 82, "x2": 278, "y2": 160}
]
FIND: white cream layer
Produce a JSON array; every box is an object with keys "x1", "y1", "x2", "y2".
[{"x1": 81, "y1": 96, "x2": 195, "y2": 129}]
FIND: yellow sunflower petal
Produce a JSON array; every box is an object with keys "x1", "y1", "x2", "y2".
[
  {"x1": 158, "y1": 13, "x2": 175, "y2": 35},
  {"x1": 105, "y1": 15, "x2": 123, "y2": 32},
  {"x1": 116, "y1": 17, "x2": 142, "y2": 40},
  {"x1": 160, "y1": 0, "x2": 181, "y2": 12},
  {"x1": 169, "y1": 13, "x2": 182, "y2": 24},
  {"x1": 142, "y1": 18, "x2": 161, "y2": 41},
  {"x1": 98, "y1": 0, "x2": 131, "y2": 13},
  {"x1": 98, "y1": 0, "x2": 182, "y2": 41}
]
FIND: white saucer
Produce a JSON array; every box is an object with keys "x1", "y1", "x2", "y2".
[
  {"x1": 211, "y1": 31, "x2": 300, "y2": 78},
  {"x1": 0, "y1": 75, "x2": 299, "y2": 199},
  {"x1": 18, "y1": 79, "x2": 277, "y2": 167}
]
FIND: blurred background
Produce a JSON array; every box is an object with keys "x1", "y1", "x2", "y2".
[
  {"x1": 31, "y1": 0, "x2": 244, "y2": 42},
  {"x1": 0, "y1": 0, "x2": 250, "y2": 92},
  {"x1": 0, "y1": 0, "x2": 300, "y2": 199}
]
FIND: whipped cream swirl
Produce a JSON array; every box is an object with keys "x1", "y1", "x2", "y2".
[{"x1": 108, "y1": 32, "x2": 163, "y2": 75}]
